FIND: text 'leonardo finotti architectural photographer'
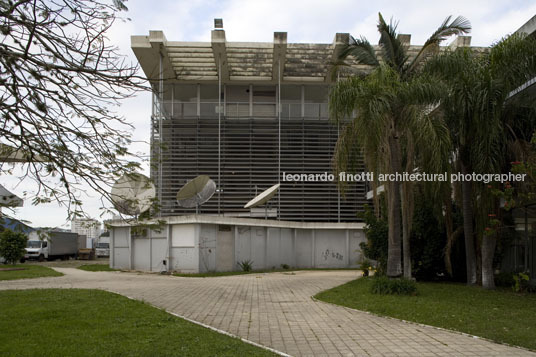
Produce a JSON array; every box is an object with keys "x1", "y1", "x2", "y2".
[{"x1": 282, "y1": 171, "x2": 527, "y2": 184}]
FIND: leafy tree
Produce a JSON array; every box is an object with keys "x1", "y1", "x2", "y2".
[
  {"x1": 425, "y1": 34, "x2": 536, "y2": 288},
  {"x1": 358, "y1": 205, "x2": 388, "y2": 274},
  {"x1": 330, "y1": 13, "x2": 468, "y2": 278},
  {"x1": 0, "y1": 0, "x2": 146, "y2": 218},
  {"x1": 0, "y1": 228, "x2": 27, "y2": 264}
]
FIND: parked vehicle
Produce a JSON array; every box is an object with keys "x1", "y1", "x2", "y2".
[
  {"x1": 95, "y1": 236, "x2": 110, "y2": 257},
  {"x1": 22, "y1": 231, "x2": 78, "y2": 262}
]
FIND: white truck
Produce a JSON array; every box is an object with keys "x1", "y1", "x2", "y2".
[
  {"x1": 22, "y1": 230, "x2": 79, "y2": 262},
  {"x1": 95, "y1": 235, "x2": 110, "y2": 257}
]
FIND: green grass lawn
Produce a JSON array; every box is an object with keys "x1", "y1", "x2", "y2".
[
  {"x1": 0, "y1": 289, "x2": 275, "y2": 357},
  {"x1": 315, "y1": 277, "x2": 536, "y2": 350},
  {"x1": 0, "y1": 264, "x2": 63, "y2": 280},
  {"x1": 77, "y1": 264, "x2": 118, "y2": 272},
  {"x1": 174, "y1": 267, "x2": 359, "y2": 278}
]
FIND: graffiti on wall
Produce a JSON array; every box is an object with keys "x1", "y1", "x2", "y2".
[{"x1": 321, "y1": 249, "x2": 343, "y2": 261}]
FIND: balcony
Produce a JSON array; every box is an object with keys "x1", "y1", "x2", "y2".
[{"x1": 157, "y1": 101, "x2": 329, "y2": 120}]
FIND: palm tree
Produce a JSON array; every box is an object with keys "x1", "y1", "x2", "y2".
[
  {"x1": 330, "y1": 13, "x2": 468, "y2": 278},
  {"x1": 425, "y1": 34, "x2": 536, "y2": 288}
]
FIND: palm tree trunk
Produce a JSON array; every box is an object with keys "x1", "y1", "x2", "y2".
[
  {"x1": 461, "y1": 161, "x2": 477, "y2": 285},
  {"x1": 401, "y1": 182, "x2": 413, "y2": 279},
  {"x1": 481, "y1": 233, "x2": 497, "y2": 289},
  {"x1": 443, "y1": 192, "x2": 454, "y2": 276},
  {"x1": 401, "y1": 135, "x2": 414, "y2": 280},
  {"x1": 387, "y1": 135, "x2": 402, "y2": 278}
]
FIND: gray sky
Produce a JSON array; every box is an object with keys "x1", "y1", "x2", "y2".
[{"x1": 3, "y1": 0, "x2": 536, "y2": 229}]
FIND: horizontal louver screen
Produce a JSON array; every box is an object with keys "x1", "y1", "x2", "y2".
[{"x1": 152, "y1": 116, "x2": 367, "y2": 222}]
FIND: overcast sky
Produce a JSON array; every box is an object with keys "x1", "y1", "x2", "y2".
[{"x1": 3, "y1": 0, "x2": 535, "y2": 229}]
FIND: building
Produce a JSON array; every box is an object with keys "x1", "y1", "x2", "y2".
[
  {"x1": 71, "y1": 218, "x2": 100, "y2": 241},
  {"x1": 108, "y1": 20, "x2": 483, "y2": 273},
  {"x1": 132, "y1": 20, "x2": 480, "y2": 222},
  {"x1": 132, "y1": 21, "x2": 377, "y2": 222},
  {"x1": 505, "y1": 15, "x2": 536, "y2": 283}
]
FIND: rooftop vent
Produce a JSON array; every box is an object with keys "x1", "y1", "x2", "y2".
[{"x1": 214, "y1": 18, "x2": 223, "y2": 29}]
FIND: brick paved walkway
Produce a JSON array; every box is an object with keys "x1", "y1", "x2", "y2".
[{"x1": 1, "y1": 268, "x2": 534, "y2": 356}]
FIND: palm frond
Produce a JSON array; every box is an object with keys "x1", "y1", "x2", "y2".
[
  {"x1": 329, "y1": 76, "x2": 363, "y2": 123},
  {"x1": 489, "y1": 33, "x2": 536, "y2": 96},
  {"x1": 377, "y1": 12, "x2": 407, "y2": 73},
  {"x1": 337, "y1": 35, "x2": 380, "y2": 67},
  {"x1": 407, "y1": 15, "x2": 471, "y2": 75}
]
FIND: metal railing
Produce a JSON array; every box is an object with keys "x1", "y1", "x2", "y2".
[{"x1": 163, "y1": 101, "x2": 330, "y2": 120}]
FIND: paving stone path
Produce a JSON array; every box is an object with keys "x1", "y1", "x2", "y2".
[{"x1": 1, "y1": 268, "x2": 534, "y2": 356}]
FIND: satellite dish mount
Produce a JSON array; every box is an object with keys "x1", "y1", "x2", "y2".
[{"x1": 244, "y1": 183, "x2": 280, "y2": 220}]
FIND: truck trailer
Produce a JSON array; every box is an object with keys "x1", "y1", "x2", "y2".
[{"x1": 23, "y1": 230, "x2": 79, "y2": 262}]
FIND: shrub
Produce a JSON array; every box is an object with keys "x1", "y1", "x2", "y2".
[
  {"x1": 280, "y1": 264, "x2": 290, "y2": 270},
  {"x1": 410, "y1": 192, "x2": 448, "y2": 281},
  {"x1": 359, "y1": 258, "x2": 376, "y2": 277},
  {"x1": 370, "y1": 276, "x2": 418, "y2": 295},
  {"x1": 238, "y1": 260, "x2": 253, "y2": 272},
  {"x1": 0, "y1": 229, "x2": 27, "y2": 265},
  {"x1": 513, "y1": 272, "x2": 531, "y2": 293},
  {"x1": 358, "y1": 205, "x2": 388, "y2": 274},
  {"x1": 495, "y1": 272, "x2": 515, "y2": 287}
]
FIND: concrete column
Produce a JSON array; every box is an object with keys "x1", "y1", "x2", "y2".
[
  {"x1": 197, "y1": 84, "x2": 201, "y2": 116},
  {"x1": 211, "y1": 28, "x2": 228, "y2": 80},
  {"x1": 264, "y1": 227, "x2": 268, "y2": 270},
  {"x1": 234, "y1": 225, "x2": 239, "y2": 270},
  {"x1": 346, "y1": 230, "x2": 350, "y2": 267},
  {"x1": 149, "y1": 230, "x2": 153, "y2": 271},
  {"x1": 449, "y1": 35, "x2": 472, "y2": 49},
  {"x1": 293, "y1": 228, "x2": 297, "y2": 267},
  {"x1": 326, "y1": 33, "x2": 349, "y2": 83},
  {"x1": 272, "y1": 32, "x2": 287, "y2": 81},
  {"x1": 171, "y1": 85, "x2": 174, "y2": 117},
  {"x1": 110, "y1": 228, "x2": 115, "y2": 269},
  {"x1": 166, "y1": 224, "x2": 171, "y2": 272},
  {"x1": 311, "y1": 230, "x2": 315, "y2": 267},
  {"x1": 301, "y1": 85, "x2": 305, "y2": 118},
  {"x1": 249, "y1": 84, "x2": 253, "y2": 117},
  {"x1": 128, "y1": 227, "x2": 132, "y2": 270}
]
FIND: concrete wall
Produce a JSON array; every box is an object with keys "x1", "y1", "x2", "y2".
[
  {"x1": 110, "y1": 219, "x2": 366, "y2": 273},
  {"x1": 171, "y1": 224, "x2": 198, "y2": 273},
  {"x1": 111, "y1": 227, "x2": 129, "y2": 269}
]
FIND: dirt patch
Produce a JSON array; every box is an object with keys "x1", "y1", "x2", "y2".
[{"x1": 0, "y1": 267, "x2": 27, "y2": 272}]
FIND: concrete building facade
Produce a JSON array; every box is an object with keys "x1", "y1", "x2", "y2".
[
  {"x1": 108, "y1": 21, "x2": 482, "y2": 273},
  {"x1": 132, "y1": 24, "x2": 374, "y2": 222},
  {"x1": 110, "y1": 216, "x2": 365, "y2": 273}
]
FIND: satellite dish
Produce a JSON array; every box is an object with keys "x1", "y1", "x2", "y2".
[
  {"x1": 245, "y1": 183, "x2": 280, "y2": 209},
  {"x1": 0, "y1": 143, "x2": 48, "y2": 163},
  {"x1": 244, "y1": 183, "x2": 280, "y2": 219},
  {"x1": 176, "y1": 175, "x2": 216, "y2": 213},
  {"x1": 0, "y1": 184, "x2": 23, "y2": 207},
  {"x1": 111, "y1": 173, "x2": 155, "y2": 216}
]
